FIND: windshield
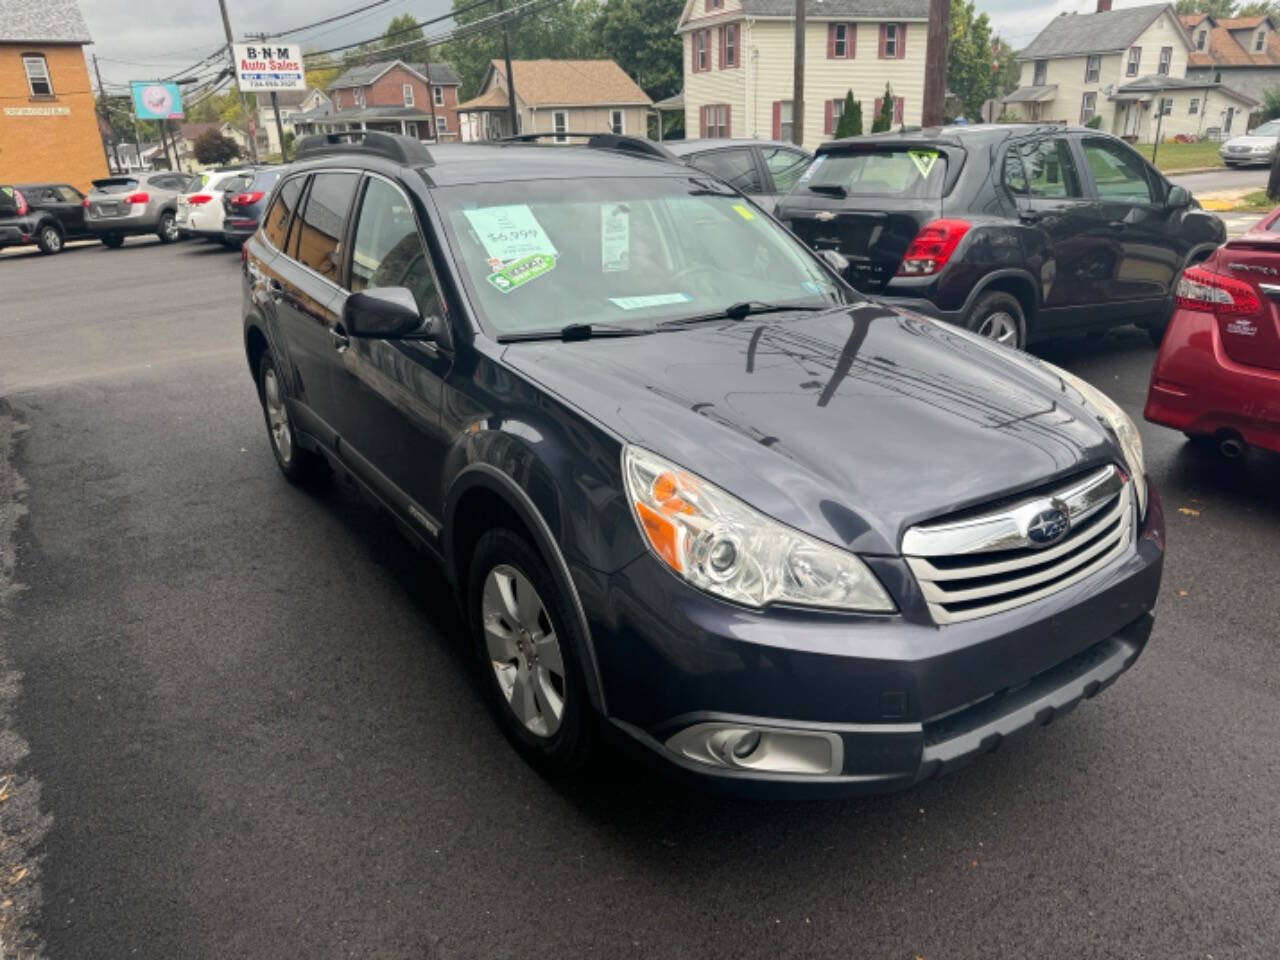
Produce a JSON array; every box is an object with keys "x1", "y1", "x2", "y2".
[
  {"x1": 435, "y1": 176, "x2": 849, "y2": 337},
  {"x1": 803, "y1": 149, "x2": 948, "y2": 198},
  {"x1": 1251, "y1": 120, "x2": 1280, "y2": 137}
]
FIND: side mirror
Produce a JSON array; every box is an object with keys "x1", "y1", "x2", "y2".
[
  {"x1": 1167, "y1": 185, "x2": 1192, "y2": 209},
  {"x1": 816, "y1": 248, "x2": 849, "y2": 275},
  {"x1": 342, "y1": 287, "x2": 443, "y2": 341}
]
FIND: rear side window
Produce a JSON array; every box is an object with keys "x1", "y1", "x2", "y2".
[
  {"x1": 294, "y1": 172, "x2": 359, "y2": 281},
  {"x1": 1004, "y1": 138, "x2": 1081, "y2": 199},
  {"x1": 262, "y1": 176, "x2": 303, "y2": 250},
  {"x1": 687, "y1": 148, "x2": 764, "y2": 194},
  {"x1": 804, "y1": 149, "x2": 947, "y2": 198},
  {"x1": 763, "y1": 147, "x2": 810, "y2": 193},
  {"x1": 57, "y1": 186, "x2": 82, "y2": 203},
  {"x1": 350, "y1": 177, "x2": 441, "y2": 317}
]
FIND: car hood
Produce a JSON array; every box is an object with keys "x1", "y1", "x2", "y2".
[{"x1": 502, "y1": 304, "x2": 1118, "y2": 555}]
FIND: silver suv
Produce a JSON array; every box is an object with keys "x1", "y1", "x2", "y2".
[{"x1": 84, "y1": 171, "x2": 199, "y2": 248}]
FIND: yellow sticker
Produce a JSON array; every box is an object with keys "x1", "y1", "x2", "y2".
[
  {"x1": 908, "y1": 150, "x2": 939, "y2": 178},
  {"x1": 733, "y1": 203, "x2": 756, "y2": 221}
]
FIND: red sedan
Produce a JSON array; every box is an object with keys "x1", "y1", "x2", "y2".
[{"x1": 1145, "y1": 207, "x2": 1280, "y2": 457}]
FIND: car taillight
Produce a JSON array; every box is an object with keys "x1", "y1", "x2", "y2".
[
  {"x1": 188, "y1": 194, "x2": 213, "y2": 205},
  {"x1": 82, "y1": 197, "x2": 90, "y2": 208},
  {"x1": 897, "y1": 219, "x2": 972, "y2": 276},
  {"x1": 230, "y1": 191, "x2": 264, "y2": 206},
  {"x1": 13, "y1": 190, "x2": 28, "y2": 217},
  {"x1": 1175, "y1": 264, "x2": 1260, "y2": 315},
  {"x1": 124, "y1": 192, "x2": 149, "y2": 204}
]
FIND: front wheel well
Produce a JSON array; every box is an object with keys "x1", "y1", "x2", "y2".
[{"x1": 449, "y1": 485, "x2": 539, "y2": 597}]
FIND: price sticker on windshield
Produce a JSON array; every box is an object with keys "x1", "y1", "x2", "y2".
[
  {"x1": 601, "y1": 203, "x2": 630, "y2": 272},
  {"x1": 908, "y1": 150, "x2": 940, "y2": 178},
  {"x1": 464, "y1": 205, "x2": 557, "y2": 264}
]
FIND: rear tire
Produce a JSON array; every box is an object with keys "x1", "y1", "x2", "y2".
[
  {"x1": 100, "y1": 234, "x2": 125, "y2": 249},
  {"x1": 156, "y1": 211, "x2": 179, "y2": 244},
  {"x1": 36, "y1": 224, "x2": 63, "y2": 254},
  {"x1": 964, "y1": 290, "x2": 1027, "y2": 350},
  {"x1": 256, "y1": 350, "x2": 324, "y2": 484}
]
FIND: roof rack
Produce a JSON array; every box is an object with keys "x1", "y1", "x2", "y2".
[
  {"x1": 494, "y1": 132, "x2": 676, "y2": 161},
  {"x1": 293, "y1": 131, "x2": 434, "y2": 167}
]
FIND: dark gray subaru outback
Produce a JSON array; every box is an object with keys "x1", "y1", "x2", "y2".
[{"x1": 242, "y1": 132, "x2": 1164, "y2": 792}]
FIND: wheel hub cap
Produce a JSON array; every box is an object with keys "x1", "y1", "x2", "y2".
[
  {"x1": 481, "y1": 564, "x2": 566, "y2": 738},
  {"x1": 262, "y1": 368, "x2": 292, "y2": 463},
  {"x1": 977, "y1": 311, "x2": 1018, "y2": 346}
]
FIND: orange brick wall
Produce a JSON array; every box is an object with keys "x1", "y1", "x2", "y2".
[{"x1": 0, "y1": 43, "x2": 106, "y2": 192}]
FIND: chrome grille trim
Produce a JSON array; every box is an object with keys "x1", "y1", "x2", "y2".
[{"x1": 903, "y1": 468, "x2": 1135, "y2": 625}]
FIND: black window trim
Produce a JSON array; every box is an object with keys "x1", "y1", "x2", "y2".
[
  {"x1": 686, "y1": 146, "x2": 768, "y2": 196},
  {"x1": 282, "y1": 167, "x2": 362, "y2": 291},
  {"x1": 262, "y1": 171, "x2": 310, "y2": 256},
  {"x1": 1002, "y1": 135, "x2": 1085, "y2": 203},
  {"x1": 1075, "y1": 133, "x2": 1163, "y2": 206}
]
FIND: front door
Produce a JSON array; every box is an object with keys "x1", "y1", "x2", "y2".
[
  {"x1": 1225, "y1": 107, "x2": 1236, "y2": 134},
  {"x1": 327, "y1": 174, "x2": 454, "y2": 530}
]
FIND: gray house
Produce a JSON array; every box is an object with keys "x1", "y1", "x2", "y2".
[{"x1": 1182, "y1": 12, "x2": 1280, "y2": 110}]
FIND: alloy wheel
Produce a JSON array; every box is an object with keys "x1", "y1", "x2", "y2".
[
  {"x1": 42, "y1": 227, "x2": 61, "y2": 252},
  {"x1": 262, "y1": 367, "x2": 293, "y2": 464},
  {"x1": 977, "y1": 311, "x2": 1019, "y2": 346},
  {"x1": 162, "y1": 215, "x2": 178, "y2": 241},
  {"x1": 481, "y1": 564, "x2": 566, "y2": 738}
]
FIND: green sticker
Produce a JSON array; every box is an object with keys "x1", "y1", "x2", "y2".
[
  {"x1": 487, "y1": 253, "x2": 556, "y2": 293},
  {"x1": 908, "y1": 150, "x2": 939, "y2": 178}
]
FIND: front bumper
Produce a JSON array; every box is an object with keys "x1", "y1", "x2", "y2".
[
  {"x1": 592, "y1": 484, "x2": 1164, "y2": 793},
  {"x1": 1145, "y1": 309, "x2": 1280, "y2": 453}
]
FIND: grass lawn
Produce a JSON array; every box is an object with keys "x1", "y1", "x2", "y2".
[{"x1": 1133, "y1": 140, "x2": 1225, "y2": 172}]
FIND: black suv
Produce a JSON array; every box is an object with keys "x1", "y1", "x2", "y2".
[
  {"x1": 0, "y1": 182, "x2": 95, "y2": 254},
  {"x1": 243, "y1": 131, "x2": 1164, "y2": 792},
  {"x1": 774, "y1": 125, "x2": 1224, "y2": 349}
]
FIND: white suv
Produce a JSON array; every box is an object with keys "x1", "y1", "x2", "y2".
[{"x1": 177, "y1": 168, "x2": 256, "y2": 246}]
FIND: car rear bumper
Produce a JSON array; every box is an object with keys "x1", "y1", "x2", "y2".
[
  {"x1": 221, "y1": 217, "x2": 259, "y2": 240},
  {"x1": 1145, "y1": 309, "x2": 1280, "y2": 454},
  {"x1": 0, "y1": 224, "x2": 33, "y2": 247},
  {"x1": 593, "y1": 484, "x2": 1164, "y2": 794},
  {"x1": 86, "y1": 207, "x2": 155, "y2": 235}
]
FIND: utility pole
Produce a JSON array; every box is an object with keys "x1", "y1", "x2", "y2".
[
  {"x1": 496, "y1": 0, "x2": 518, "y2": 136},
  {"x1": 792, "y1": 0, "x2": 805, "y2": 147},
  {"x1": 218, "y1": 0, "x2": 259, "y2": 163},
  {"x1": 425, "y1": 50, "x2": 439, "y2": 142},
  {"x1": 1152, "y1": 98, "x2": 1166, "y2": 167},
  {"x1": 922, "y1": 0, "x2": 950, "y2": 127},
  {"x1": 90, "y1": 54, "x2": 117, "y2": 173}
]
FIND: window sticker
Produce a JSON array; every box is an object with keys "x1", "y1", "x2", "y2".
[
  {"x1": 798, "y1": 155, "x2": 825, "y2": 182},
  {"x1": 732, "y1": 203, "x2": 756, "y2": 221},
  {"x1": 601, "y1": 203, "x2": 630, "y2": 272},
  {"x1": 609, "y1": 293, "x2": 693, "y2": 310},
  {"x1": 487, "y1": 253, "x2": 556, "y2": 293},
  {"x1": 464, "y1": 204, "x2": 557, "y2": 264},
  {"x1": 908, "y1": 150, "x2": 939, "y2": 178}
]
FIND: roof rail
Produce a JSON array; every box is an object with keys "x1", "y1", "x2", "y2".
[
  {"x1": 494, "y1": 132, "x2": 676, "y2": 161},
  {"x1": 293, "y1": 131, "x2": 434, "y2": 167}
]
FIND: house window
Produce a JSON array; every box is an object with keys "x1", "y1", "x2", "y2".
[
  {"x1": 1085, "y1": 55, "x2": 1100, "y2": 83},
  {"x1": 1126, "y1": 47, "x2": 1141, "y2": 76},
  {"x1": 1161, "y1": 97, "x2": 1172, "y2": 116},
  {"x1": 553, "y1": 110, "x2": 568, "y2": 143},
  {"x1": 1158, "y1": 46, "x2": 1172, "y2": 75},
  {"x1": 403, "y1": 83, "x2": 414, "y2": 107},
  {"x1": 719, "y1": 23, "x2": 738, "y2": 68},
  {"x1": 884, "y1": 23, "x2": 900, "y2": 58},
  {"x1": 875, "y1": 95, "x2": 904, "y2": 124},
  {"x1": 433, "y1": 85, "x2": 444, "y2": 106},
  {"x1": 702, "y1": 104, "x2": 730, "y2": 138},
  {"x1": 829, "y1": 23, "x2": 854, "y2": 59},
  {"x1": 435, "y1": 115, "x2": 448, "y2": 135},
  {"x1": 1189, "y1": 96, "x2": 1200, "y2": 114},
  {"x1": 610, "y1": 109, "x2": 624, "y2": 134},
  {"x1": 774, "y1": 100, "x2": 794, "y2": 141},
  {"x1": 1080, "y1": 91, "x2": 1097, "y2": 124},
  {"x1": 22, "y1": 54, "x2": 52, "y2": 97},
  {"x1": 694, "y1": 30, "x2": 710, "y2": 72},
  {"x1": 1033, "y1": 59, "x2": 1047, "y2": 86},
  {"x1": 707, "y1": 0, "x2": 722, "y2": 8},
  {"x1": 1197, "y1": 30, "x2": 1206, "y2": 50},
  {"x1": 1258, "y1": 31, "x2": 1267, "y2": 51},
  {"x1": 406, "y1": 121, "x2": 418, "y2": 138},
  {"x1": 355, "y1": 88, "x2": 366, "y2": 108}
]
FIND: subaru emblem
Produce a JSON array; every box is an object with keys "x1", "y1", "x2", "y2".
[{"x1": 1026, "y1": 503, "x2": 1070, "y2": 547}]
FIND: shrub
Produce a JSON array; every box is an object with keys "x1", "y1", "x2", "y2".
[{"x1": 834, "y1": 90, "x2": 862, "y2": 138}]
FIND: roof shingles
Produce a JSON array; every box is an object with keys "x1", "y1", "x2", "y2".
[
  {"x1": 463, "y1": 60, "x2": 651, "y2": 109},
  {"x1": 1018, "y1": 3, "x2": 1169, "y2": 59},
  {"x1": 0, "y1": 0, "x2": 92, "y2": 43}
]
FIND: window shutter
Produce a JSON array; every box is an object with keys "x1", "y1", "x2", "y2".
[
  {"x1": 878, "y1": 24, "x2": 887, "y2": 58},
  {"x1": 849, "y1": 23, "x2": 857, "y2": 57},
  {"x1": 824, "y1": 99, "x2": 834, "y2": 134},
  {"x1": 725, "y1": 105, "x2": 731, "y2": 137},
  {"x1": 874, "y1": 96, "x2": 883, "y2": 118},
  {"x1": 894, "y1": 96, "x2": 904, "y2": 123},
  {"x1": 700, "y1": 105, "x2": 708, "y2": 137},
  {"x1": 718, "y1": 27, "x2": 725, "y2": 69},
  {"x1": 827, "y1": 23, "x2": 837, "y2": 59},
  {"x1": 898, "y1": 23, "x2": 906, "y2": 58},
  {"x1": 772, "y1": 100, "x2": 782, "y2": 139}
]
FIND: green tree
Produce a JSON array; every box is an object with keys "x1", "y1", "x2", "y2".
[
  {"x1": 834, "y1": 90, "x2": 861, "y2": 137},
  {"x1": 1237, "y1": 0, "x2": 1278, "y2": 14},
  {"x1": 597, "y1": 0, "x2": 683, "y2": 114},
  {"x1": 1175, "y1": 0, "x2": 1235, "y2": 14},
  {"x1": 947, "y1": 0, "x2": 995, "y2": 121},
  {"x1": 1261, "y1": 86, "x2": 1280, "y2": 121},
  {"x1": 871, "y1": 82, "x2": 894, "y2": 132},
  {"x1": 382, "y1": 13, "x2": 431, "y2": 64},
  {"x1": 304, "y1": 53, "x2": 342, "y2": 93},
  {"x1": 193, "y1": 130, "x2": 242, "y2": 165}
]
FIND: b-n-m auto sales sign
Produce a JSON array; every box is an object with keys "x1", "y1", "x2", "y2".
[{"x1": 233, "y1": 44, "x2": 306, "y2": 92}]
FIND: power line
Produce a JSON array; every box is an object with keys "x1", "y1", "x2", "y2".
[
  {"x1": 298, "y1": 0, "x2": 498, "y2": 60},
  {"x1": 266, "y1": 0, "x2": 401, "y2": 39}
]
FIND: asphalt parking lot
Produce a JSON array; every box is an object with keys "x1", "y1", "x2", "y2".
[{"x1": 1, "y1": 237, "x2": 1279, "y2": 960}]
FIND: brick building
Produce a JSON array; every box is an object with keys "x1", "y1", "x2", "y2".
[
  {"x1": 293, "y1": 60, "x2": 461, "y2": 141},
  {"x1": 1, "y1": 0, "x2": 106, "y2": 191}
]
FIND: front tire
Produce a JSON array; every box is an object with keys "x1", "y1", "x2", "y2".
[
  {"x1": 256, "y1": 350, "x2": 323, "y2": 483},
  {"x1": 156, "y1": 211, "x2": 179, "y2": 244},
  {"x1": 469, "y1": 529, "x2": 596, "y2": 774},
  {"x1": 965, "y1": 290, "x2": 1027, "y2": 350},
  {"x1": 36, "y1": 224, "x2": 63, "y2": 254}
]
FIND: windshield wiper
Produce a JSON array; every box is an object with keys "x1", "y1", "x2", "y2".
[
  {"x1": 656, "y1": 301, "x2": 817, "y2": 329},
  {"x1": 497, "y1": 321, "x2": 653, "y2": 343}
]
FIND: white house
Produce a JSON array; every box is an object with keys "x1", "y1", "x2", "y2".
[
  {"x1": 253, "y1": 88, "x2": 331, "y2": 156},
  {"x1": 1005, "y1": 1, "x2": 1257, "y2": 142},
  {"x1": 677, "y1": 0, "x2": 930, "y2": 151}
]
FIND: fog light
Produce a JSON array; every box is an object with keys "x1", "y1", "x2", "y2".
[{"x1": 665, "y1": 722, "x2": 844, "y2": 776}]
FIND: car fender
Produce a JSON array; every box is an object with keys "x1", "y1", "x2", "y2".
[
  {"x1": 959, "y1": 267, "x2": 1042, "y2": 316},
  {"x1": 443, "y1": 461, "x2": 609, "y2": 714}
]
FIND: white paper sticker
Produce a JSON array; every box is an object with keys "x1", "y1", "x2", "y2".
[
  {"x1": 601, "y1": 203, "x2": 630, "y2": 272},
  {"x1": 463, "y1": 205, "x2": 557, "y2": 263},
  {"x1": 609, "y1": 293, "x2": 693, "y2": 310}
]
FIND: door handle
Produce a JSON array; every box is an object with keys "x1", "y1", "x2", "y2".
[
  {"x1": 1108, "y1": 220, "x2": 1127, "y2": 231},
  {"x1": 330, "y1": 327, "x2": 350, "y2": 352}
]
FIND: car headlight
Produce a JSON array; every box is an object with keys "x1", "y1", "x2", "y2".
[
  {"x1": 622, "y1": 446, "x2": 895, "y2": 612},
  {"x1": 1041, "y1": 363, "x2": 1147, "y2": 519}
]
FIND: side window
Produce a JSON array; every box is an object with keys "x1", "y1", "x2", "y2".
[
  {"x1": 688, "y1": 148, "x2": 765, "y2": 194},
  {"x1": 350, "y1": 177, "x2": 442, "y2": 318},
  {"x1": 1081, "y1": 137, "x2": 1155, "y2": 204},
  {"x1": 294, "y1": 172, "x2": 359, "y2": 281},
  {"x1": 1010, "y1": 138, "x2": 1081, "y2": 200},
  {"x1": 762, "y1": 148, "x2": 811, "y2": 193},
  {"x1": 262, "y1": 176, "x2": 303, "y2": 250},
  {"x1": 57, "y1": 186, "x2": 82, "y2": 203},
  {"x1": 1002, "y1": 148, "x2": 1029, "y2": 196}
]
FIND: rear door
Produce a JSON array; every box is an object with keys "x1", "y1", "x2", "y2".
[{"x1": 1210, "y1": 231, "x2": 1280, "y2": 371}]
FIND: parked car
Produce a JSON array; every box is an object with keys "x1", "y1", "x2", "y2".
[
  {"x1": 665, "y1": 139, "x2": 812, "y2": 213},
  {"x1": 219, "y1": 167, "x2": 284, "y2": 246},
  {"x1": 774, "y1": 124, "x2": 1224, "y2": 349},
  {"x1": 0, "y1": 182, "x2": 96, "y2": 254},
  {"x1": 243, "y1": 131, "x2": 1163, "y2": 792},
  {"x1": 84, "y1": 171, "x2": 199, "y2": 248},
  {"x1": 1219, "y1": 119, "x2": 1280, "y2": 167},
  {"x1": 1145, "y1": 206, "x2": 1280, "y2": 457},
  {"x1": 177, "y1": 167, "x2": 257, "y2": 245}
]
